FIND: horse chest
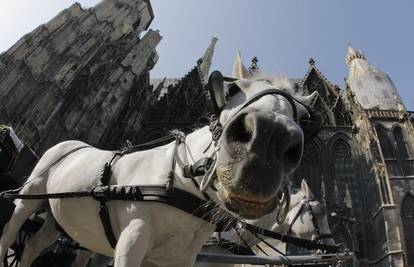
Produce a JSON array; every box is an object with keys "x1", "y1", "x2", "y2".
[{"x1": 119, "y1": 202, "x2": 216, "y2": 265}]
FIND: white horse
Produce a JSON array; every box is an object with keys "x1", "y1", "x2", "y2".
[
  {"x1": 195, "y1": 179, "x2": 335, "y2": 267},
  {"x1": 0, "y1": 53, "x2": 319, "y2": 267}
]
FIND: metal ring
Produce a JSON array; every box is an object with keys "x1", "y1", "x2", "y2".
[{"x1": 276, "y1": 184, "x2": 291, "y2": 224}]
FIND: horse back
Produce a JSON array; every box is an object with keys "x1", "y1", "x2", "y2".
[{"x1": 28, "y1": 140, "x2": 90, "y2": 177}]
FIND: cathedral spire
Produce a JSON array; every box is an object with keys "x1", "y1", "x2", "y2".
[
  {"x1": 198, "y1": 36, "x2": 218, "y2": 83},
  {"x1": 346, "y1": 44, "x2": 372, "y2": 80},
  {"x1": 346, "y1": 44, "x2": 403, "y2": 110}
]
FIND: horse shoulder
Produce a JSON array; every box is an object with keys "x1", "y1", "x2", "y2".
[{"x1": 113, "y1": 146, "x2": 174, "y2": 186}]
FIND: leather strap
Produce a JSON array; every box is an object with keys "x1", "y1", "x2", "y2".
[
  {"x1": 210, "y1": 240, "x2": 255, "y2": 256},
  {"x1": 230, "y1": 89, "x2": 299, "y2": 122},
  {"x1": 242, "y1": 223, "x2": 339, "y2": 253},
  {"x1": 91, "y1": 185, "x2": 231, "y2": 248},
  {"x1": 182, "y1": 157, "x2": 214, "y2": 178},
  {"x1": 98, "y1": 201, "x2": 117, "y2": 248},
  {"x1": 94, "y1": 132, "x2": 185, "y2": 248},
  {"x1": 287, "y1": 202, "x2": 306, "y2": 234}
]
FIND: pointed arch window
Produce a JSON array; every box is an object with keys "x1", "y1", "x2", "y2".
[
  {"x1": 330, "y1": 138, "x2": 355, "y2": 205},
  {"x1": 332, "y1": 139, "x2": 351, "y2": 161},
  {"x1": 375, "y1": 125, "x2": 396, "y2": 159},
  {"x1": 394, "y1": 127, "x2": 409, "y2": 159},
  {"x1": 401, "y1": 193, "x2": 414, "y2": 266}
]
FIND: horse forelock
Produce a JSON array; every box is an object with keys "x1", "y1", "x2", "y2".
[{"x1": 233, "y1": 71, "x2": 307, "y2": 99}]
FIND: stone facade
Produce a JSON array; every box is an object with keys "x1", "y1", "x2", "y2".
[
  {"x1": 0, "y1": 0, "x2": 160, "y2": 153},
  {"x1": 0, "y1": 1, "x2": 413, "y2": 266},
  {"x1": 287, "y1": 51, "x2": 414, "y2": 267}
]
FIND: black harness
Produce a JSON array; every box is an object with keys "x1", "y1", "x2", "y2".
[
  {"x1": 91, "y1": 130, "x2": 226, "y2": 249},
  {"x1": 88, "y1": 86, "x2": 323, "y2": 250},
  {"x1": 0, "y1": 85, "x2": 336, "y2": 253},
  {"x1": 0, "y1": 132, "x2": 230, "y2": 248}
]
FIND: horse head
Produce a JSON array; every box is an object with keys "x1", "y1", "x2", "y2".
[
  {"x1": 206, "y1": 53, "x2": 321, "y2": 219},
  {"x1": 281, "y1": 180, "x2": 335, "y2": 246}
]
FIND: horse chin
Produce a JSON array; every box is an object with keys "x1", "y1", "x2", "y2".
[{"x1": 216, "y1": 183, "x2": 278, "y2": 219}]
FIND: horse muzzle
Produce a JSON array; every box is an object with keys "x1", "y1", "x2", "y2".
[{"x1": 217, "y1": 184, "x2": 278, "y2": 219}]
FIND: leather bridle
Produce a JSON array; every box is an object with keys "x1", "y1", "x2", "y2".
[{"x1": 287, "y1": 198, "x2": 334, "y2": 242}]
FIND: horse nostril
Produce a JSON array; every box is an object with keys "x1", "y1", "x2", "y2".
[{"x1": 226, "y1": 114, "x2": 253, "y2": 143}]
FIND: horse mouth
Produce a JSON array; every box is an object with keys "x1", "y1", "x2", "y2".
[
  {"x1": 218, "y1": 186, "x2": 277, "y2": 219},
  {"x1": 230, "y1": 194, "x2": 272, "y2": 208}
]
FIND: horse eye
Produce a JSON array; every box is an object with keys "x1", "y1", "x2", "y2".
[{"x1": 227, "y1": 85, "x2": 241, "y2": 99}]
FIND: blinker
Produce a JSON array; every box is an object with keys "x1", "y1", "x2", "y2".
[
  {"x1": 299, "y1": 106, "x2": 323, "y2": 143},
  {"x1": 207, "y1": 71, "x2": 323, "y2": 143},
  {"x1": 208, "y1": 71, "x2": 226, "y2": 115}
]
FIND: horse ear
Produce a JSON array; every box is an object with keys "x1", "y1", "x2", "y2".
[
  {"x1": 232, "y1": 52, "x2": 251, "y2": 80},
  {"x1": 299, "y1": 91, "x2": 318, "y2": 106},
  {"x1": 301, "y1": 179, "x2": 314, "y2": 198},
  {"x1": 208, "y1": 71, "x2": 226, "y2": 114},
  {"x1": 300, "y1": 179, "x2": 310, "y2": 197}
]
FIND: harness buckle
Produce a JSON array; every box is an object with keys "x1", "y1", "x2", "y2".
[
  {"x1": 172, "y1": 129, "x2": 186, "y2": 143},
  {"x1": 91, "y1": 186, "x2": 110, "y2": 202},
  {"x1": 119, "y1": 140, "x2": 133, "y2": 155},
  {"x1": 166, "y1": 171, "x2": 175, "y2": 191}
]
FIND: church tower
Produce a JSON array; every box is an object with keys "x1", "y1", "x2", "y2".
[
  {"x1": 346, "y1": 45, "x2": 403, "y2": 110},
  {"x1": 345, "y1": 45, "x2": 414, "y2": 267},
  {"x1": 0, "y1": 0, "x2": 161, "y2": 153}
]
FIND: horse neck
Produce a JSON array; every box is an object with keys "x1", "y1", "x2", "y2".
[{"x1": 184, "y1": 126, "x2": 215, "y2": 162}]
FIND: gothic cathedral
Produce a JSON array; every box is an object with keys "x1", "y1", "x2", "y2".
[{"x1": 0, "y1": 1, "x2": 413, "y2": 266}]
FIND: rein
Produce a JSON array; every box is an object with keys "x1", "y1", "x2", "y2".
[
  {"x1": 241, "y1": 222, "x2": 338, "y2": 253},
  {"x1": 213, "y1": 196, "x2": 338, "y2": 257}
]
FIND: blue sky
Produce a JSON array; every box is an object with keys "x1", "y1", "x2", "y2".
[{"x1": 0, "y1": 0, "x2": 413, "y2": 109}]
